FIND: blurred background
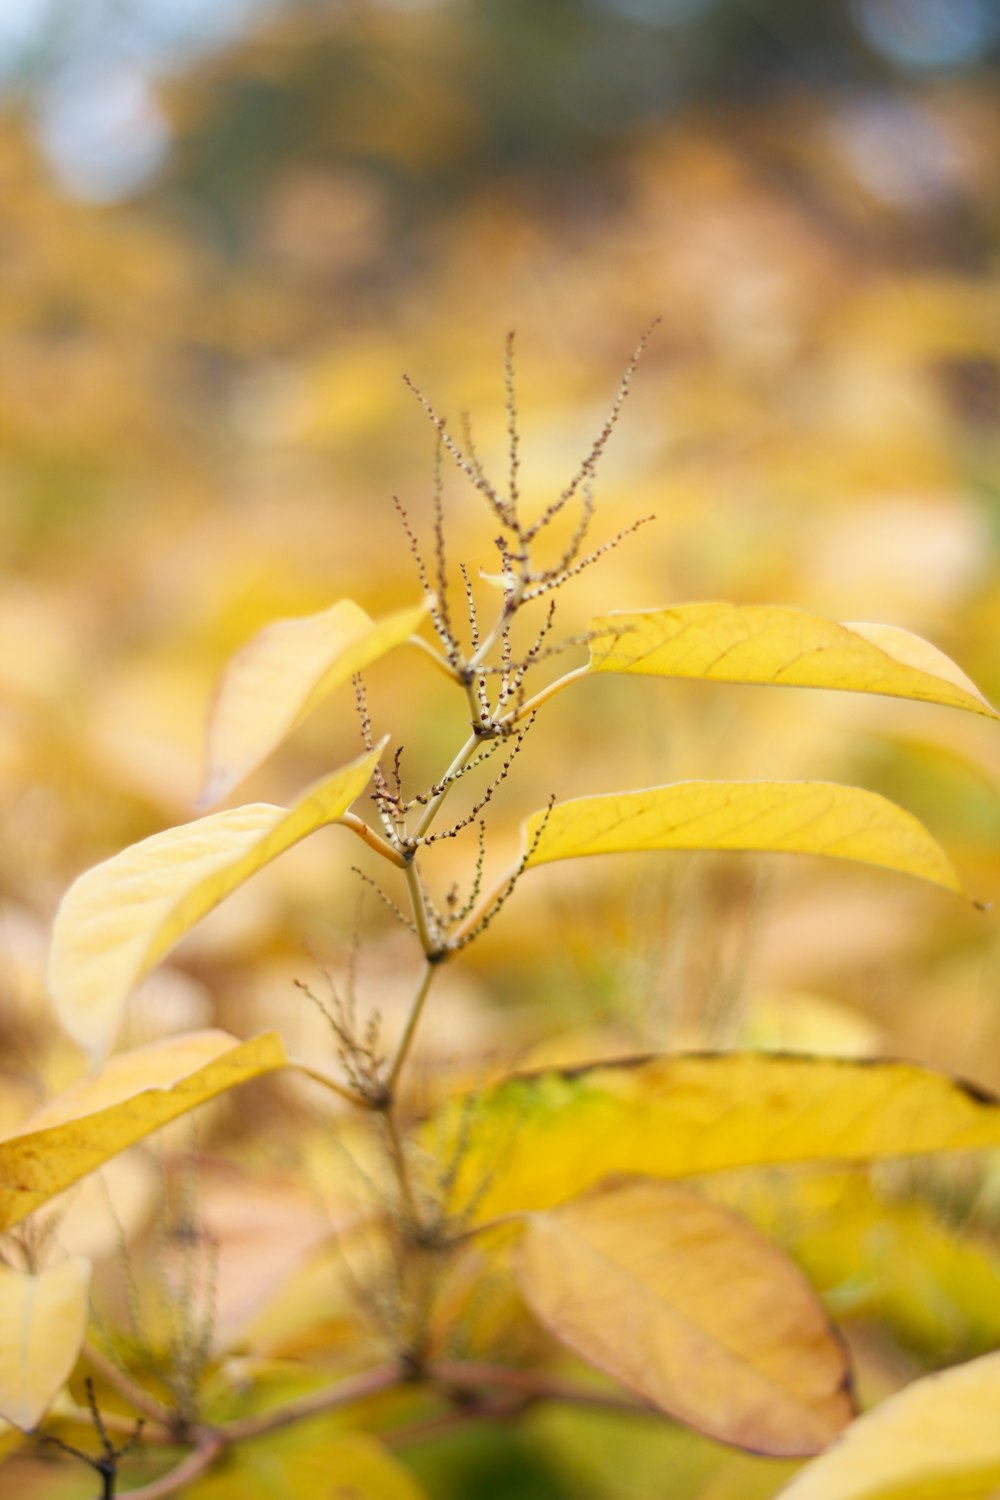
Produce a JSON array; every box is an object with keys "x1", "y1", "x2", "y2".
[{"x1": 2, "y1": 2, "x2": 1000, "y2": 1496}]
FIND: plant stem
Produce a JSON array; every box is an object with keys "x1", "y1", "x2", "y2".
[
  {"x1": 407, "y1": 635, "x2": 464, "y2": 682},
  {"x1": 383, "y1": 1108, "x2": 420, "y2": 1225},
  {"x1": 219, "y1": 1363, "x2": 404, "y2": 1444},
  {"x1": 56, "y1": 1402, "x2": 172, "y2": 1446},
  {"x1": 84, "y1": 1343, "x2": 174, "y2": 1428},
  {"x1": 386, "y1": 960, "x2": 438, "y2": 1094},
  {"x1": 117, "y1": 1434, "x2": 223, "y2": 1499},
  {"x1": 291, "y1": 1061, "x2": 372, "y2": 1109},
  {"x1": 411, "y1": 732, "x2": 480, "y2": 842},
  {"x1": 404, "y1": 863, "x2": 440, "y2": 958},
  {"x1": 338, "y1": 813, "x2": 408, "y2": 867},
  {"x1": 502, "y1": 663, "x2": 588, "y2": 726}
]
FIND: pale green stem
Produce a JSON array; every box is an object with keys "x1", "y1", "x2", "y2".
[
  {"x1": 411, "y1": 732, "x2": 480, "y2": 842},
  {"x1": 468, "y1": 578, "x2": 525, "y2": 672},
  {"x1": 291, "y1": 1060, "x2": 371, "y2": 1109},
  {"x1": 404, "y1": 862, "x2": 440, "y2": 956},
  {"x1": 501, "y1": 662, "x2": 588, "y2": 727},
  {"x1": 407, "y1": 635, "x2": 464, "y2": 682},
  {"x1": 387, "y1": 960, "x2": 438, "y2": 1094}
]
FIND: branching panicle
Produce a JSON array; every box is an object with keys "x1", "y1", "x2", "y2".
[
  {"x1": 403, "y1": 374, "x2": 512, "y2": 526},
  {"x1": 523, "y1": 512, "x2": 654, "y2": 603},
  {"x1": 295, "y1": 971, "x2": 386, "y2": 1104},
  {"x1": 420, "y1": 717, "x2": 535, "y2": 847},
  {"x1": 351, "y1": 866, "x2": 415, "y2": 934},
  {"x1": 504, "y1": 330, "x2": 520, "y2": 518},
  {"x1": 452, "y1": 792, "x2": 555, "y2": 952}
]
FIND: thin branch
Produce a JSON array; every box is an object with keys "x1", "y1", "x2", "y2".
[
  {"x1": 351, "y1": 866, "x2": 416, "y2": 933},
  {"x1": 386, "y1": 960, "x2": 439, "y2": 1094},
  {"x1": 84, "y1": 1342, "x2": 174, "y2": 1429},
  {"x1": 337, "y1": 813, "x2": 408, "y2": 868},
  {"x1": 419, "y1": 718, "x2": 534, "y2": 846},
  {"x1": 449, "y1": 795, "x2": 555, "y2": 950},
  {"x1": 220, "y1": 1364, "x2": 404, "y2": 1444},
  {"x1": 523, "y1": 514, "x2": 655, "y2": 603},
  {"x1": 410, "y1": 733, "x2": 481, "y2": 842},
  {"x1": 404, "y1": 376, "x2": 512, "y2": 526},
  {"x1": 503, "y1": 329, "x2": 520, "y2": 522},
  {"x1": 524, "y1": 319, "x2": 659, "y2": 543},
  {"x1": 115, "y1": 1433, "x2": 224, "y2": 1500}
]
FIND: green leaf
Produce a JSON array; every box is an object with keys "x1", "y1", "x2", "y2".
[
  {"x1": 776, "y1": 1349, "x2": 1000, "y2": 1499},
  {"x1": 202, "y1": 598, "x2": 428, "y2": 806},
  {"x1": 515, "y1": 1179, "x2": 853, "y2": 1457},
  {"x1": 49, "y1": 745, "x2": 383, "y2": 1058},
  {"x1": 588, "y1": 604, "x2": 999, "y2": 720},
  {"x1": 0, "y1": 1259, "x2": 91, "y2": 1430},
  {"x1": 0, "y1": 1030, "x2": 288, "y2": 1231},
  {"x1": 430, "y1": 1052, "x2": 1000, "y2": 1225},
  {"x1": 522, "y1": 781, "x2": 965, "y2": 896}
]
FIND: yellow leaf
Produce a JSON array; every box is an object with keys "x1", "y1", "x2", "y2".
[
  {"x1": 49, "y1": 746, "x2": 383, "y2": 1057},
  {"x1": 0, "y1": 1030, "x2": 288, "y2": 1232},
  {"x1": 523, "y1": 781, "x2": 964, "y2": 896},
  {"x1": 202, "y1": 598, "x2": 427, "y2": 806},
  {"x1": 516, "y1": 1179, "x2": 852, "y2": 1457},
  {"x1": 433, "y1": 1052, "x2": 1000, "y2": 1224},
  {"x1": 185, "y1": 1421, "x2": 426, "y2": 1499},
  {"x1": 588, "y1": 604, "x2": 999, "y2": 720},
  {"x1": 0, "y1": 1259, "x2": 90, "y2": 1430},
  {"x1": 776, "y1": 1349, "x2": 1000, "y2": 1499}
]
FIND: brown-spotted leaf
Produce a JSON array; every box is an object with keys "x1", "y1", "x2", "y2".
[
  {"x1": 49, "y1": 745, "x2": 382, "y2": 1057},
  {"x1": 0, "y1": 1259, "x2": 91, "y2": 1430},
  {"x1": 588, "y1": 604, "x2": 999, "y2": 720},
  {"x1": 202, "y1": 598, "x2": 427, "y2": 806},
  {"x1": 431, "y1": 1053, "x2": 1000, "y2": 1225},
  {"x1": 522, "y1": 781, "x2": 964, "y2": 896},
  {"x1": 516, "y1": 1179, "x2": 853, "y2": 1456},
  {"x1": 0, "y1": 1030, "x2": 288, "y2": 1231}
]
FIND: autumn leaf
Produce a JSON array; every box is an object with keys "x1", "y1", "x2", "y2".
[
  {"x1": 49, "y1": 745, "x2": 383, "y2": 1057},
  {"x1": 202, "y1": 598, "x2": 428, "y2": 807},
  {"x1": 587, "y1": 604, "x2": 999, "y2": 720},
  {"x1": 0, "y1": 1030, "x2": 288, "y2": 1231},
  {"x1": 776, "y1": 1349, "x2": 1000, "y2": 1499},
  {"x1": 515, "y1": 1179, "x2": 853, "y2": 1457},
  {"x1": 0, "y1": 1259, "x2": 91, "y2": 1430},
  {"x1": 431, "y1": 1052, "x2": 1000, "y2": 1224},
  {"x1": 521, "y1": 781, "x2": 965, "y2": 896}
]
